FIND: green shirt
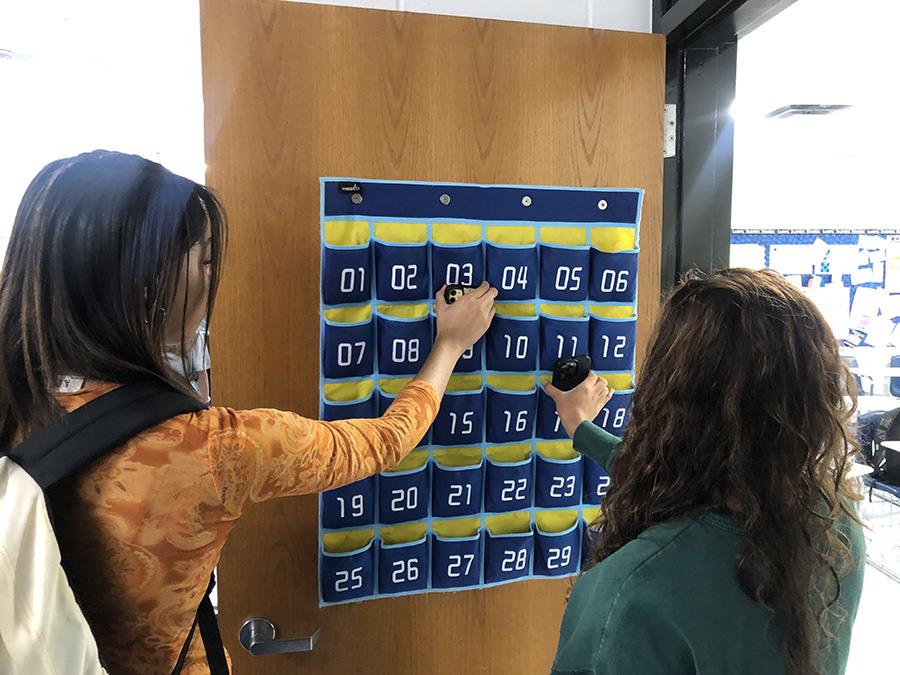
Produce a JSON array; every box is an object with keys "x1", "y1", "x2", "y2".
[{"x1": 552, "y1": 422, "x2": 865, "y2": 675}]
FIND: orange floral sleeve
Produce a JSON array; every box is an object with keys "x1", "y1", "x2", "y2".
[{"x1": 203, "y1": 379, "x2": 440, "y2": 515}]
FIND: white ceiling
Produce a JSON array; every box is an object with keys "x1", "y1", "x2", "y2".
[{"x1": 732, "y1": 0, "x2": 900, "y2": 230}]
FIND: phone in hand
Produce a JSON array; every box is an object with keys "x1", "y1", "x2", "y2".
[
  {"x1": 551, "y1": 354, "x2": 592, "y2": 392},
  {"x1": 444, "y1": 284, "x2": 475, "y2": 305}
]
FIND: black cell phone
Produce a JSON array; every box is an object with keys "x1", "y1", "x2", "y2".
[
  {"x1": 551, "y1": 354, "x2": 592, "y2": 391},
  {"x1": 444, "y1": 284, "x2": 475, "y2": 305}
]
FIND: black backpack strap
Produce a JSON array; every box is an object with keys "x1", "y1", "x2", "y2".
[
  {"x1": 10, "y1": 380, "x2": 205, "y2": 489},
  {"x1": 171, "y1": 572, "x2": 228, "y2": 675}
]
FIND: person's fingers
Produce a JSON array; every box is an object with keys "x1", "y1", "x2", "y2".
[
  {"x1": 435, "y1": 285, "x2": 448, "y2": 309},
  {"x1": 471, "y1": 280, "x2": 493, "y2": 298},
  {"x1": 543, "y1": 381, "x2": 561, "y2": 401}
]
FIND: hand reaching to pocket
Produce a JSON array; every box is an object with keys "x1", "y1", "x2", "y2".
[
  {"x1": 434, "y1": 282, "x2": 497, "y2": 357},
  {"x1": 543, "y1": 373, "x2": 614, "y2": 439}
]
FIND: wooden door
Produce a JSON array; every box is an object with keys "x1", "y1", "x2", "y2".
[{"x1": 200, "y1": 2, "x2": 664, "y2": 673}]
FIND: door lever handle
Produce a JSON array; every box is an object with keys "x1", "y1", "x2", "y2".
[{"x1": 239, "y1": 617, "x2": 322, "y2": 655}]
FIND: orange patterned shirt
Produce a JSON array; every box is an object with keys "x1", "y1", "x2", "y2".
[{"x1": 48, "y1": 380, "x2": 439, "y2": 674}]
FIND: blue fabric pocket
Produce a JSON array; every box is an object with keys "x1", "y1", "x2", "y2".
[
  {"x1": 485, "y1": 315, "x2": 539, "y2": 372},
  {"x1": 589, "y1": 249, "x2": 639, "y2": 304},
  {"x1": 534, "y1": 447, "x2": 582, "y2": 508},
  {"x1": 320, "y1": 532, "x2": 376, "y2": 604},
  {"x1": 378, "y1": 456, "x2": 429, "y2": 525},
  {"x1": 484, "y1": 452, "x2": 533, "y2": 513},
  {"x1": 377, "y1": 314, "x2": 432, "y2": 376},
  {"x1": 378, "y1": 388, "x2": 429, "y2": 447},
  {"x1": 582, "y1": 458, "x2": 611, "y2": 506},
  {"x1": 374, "y1": 241, "x2": 429, "y2": 302},
  {"x1": 588, "y1": 316, "x2": 636, "y2": 373},
  {"x1": 486, "y1": 243, "x2": 537, "y2": 301},
  {"x1": 378, "y1": 534, "x2": 429, "y2": 595},
  {"x1": 322, "y1": 318, "x2": 375, "y2": 379},
  {"x1": 321, "y1": 476, "x2": 377, "y2": 529},
  {"x1": 484, "y1": 517, "x2": 533, "y2": 584},
  {"x1": 432, "y1": 388, "x2": 485, "y2": 446},
  {"x1": 322, "y1": 243, "x2": 372, "y2": 305},
  {"x1": 322, "y1": 391, "x2": 377, "y2": 422},
  {"x1": 485, "y1": 386, "x2": 537, "y2": 444},
  {"x1": 539, "y1": 244, "x2": 589, "y2": 302},
  {"x1": 592, "y1": 389, "x2": 633, "y2": 437},
  {"x1": 431, "y1": 527, "x2": 482, "y2": 590},
  {"x1": 431, "y1": 242, "x2": 484, "y2": 295},
  {"x1": 431, "y1": 453, "x2": 484, "y2": 519},
  {"x1": 539, "y1": 314, "x2": 590, "y2": 372},
  {"x1": 533, "y1": 516, "x2": 581, "y2": 577},
  {"x1": 536, "y1": 387, "x2": 568, "y2": 440}
]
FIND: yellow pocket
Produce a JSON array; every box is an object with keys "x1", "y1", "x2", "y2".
[
  {"x1": 433, "y1": 447, "x2": 484, "y2": 468},
  {"x1": 485, "y1": 374, "x2": 537, "y2": 392},
  {"x1": 535, "y1": 510, "x2": 579, "y2": 534},
  {"x1": 535, "y1": 441, "x2": 578, "y2": 461},
  {"x1": 495, "y1": 303, "x2": 536, "y2": 317},
  {"x1": 486, "y1": 512, "x2": 531, "y2": 536},
  {"x1": 486, "y1": 225, "x2": 536, "y2": 246},
  {"x1": 591, "y1": 226, "x2": 638, "y2": 252},
  {"x1": 589, "y1": 305, "x2": 635, "y2": 319},
  {"x1": 374, "y1": 221, "x2": 428, "y2": 243},
  {"x1": 323, "y1": 529, "x2": 375, "y2": 554},
  {"x1": 324, "y1": 305, "x2": 372, "y2": 323},
  {"x1": 385, "y1": 450, "x2": 429, "y2": 474},
  {"x1": 324, "y1": 380, "x2": 375, "y2": 403},
  {"x1": 433, "y1": 518, "x2": 481, "y2": 539},
  {"x1": 433, "y1": 222, "x2": 482, "y2": 244},
  {"x1": 380, "y1": 522, "x2": 428, "y2": 546},
  {"x1": 377, "y1": 304, "x2": 430, "y2": 319},
  {"x1": 540, "y1": 227, "x2": 587, "y2": 246},
  {"x1": 324, "y1": 220, "x2": 370, "y2": 247},
  {"x1": 486, "y1": 443, "x2": 531, "y2": 464}
]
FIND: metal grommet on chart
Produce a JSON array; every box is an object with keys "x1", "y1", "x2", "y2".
[
  {"x1": 521, "y1": 196, "x2": 532, "y2": 207},
  {"x1": 597, "y1": 199, "x2": 608, "y2": 211},
  {"x1": 439, "y1": 194, "x2": 451, "y2": 205},
  {"x1": 351, "y1": 194, "x2": 363, "y2": 205}
]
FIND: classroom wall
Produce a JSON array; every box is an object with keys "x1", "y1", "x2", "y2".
[{"x1": 0, "y1": 0, "x2": 651, "y2": 254}]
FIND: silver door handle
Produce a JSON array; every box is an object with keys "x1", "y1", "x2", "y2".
[{"x1": 239, "y1": 618, "x2": 321, "y2": 655}]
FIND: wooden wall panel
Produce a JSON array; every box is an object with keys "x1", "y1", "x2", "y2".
[{"x1": 200, "y1": 1, "x2": 664, "y2": 673}]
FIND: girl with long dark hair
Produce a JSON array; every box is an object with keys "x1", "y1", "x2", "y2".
[
  {"x1": 0, "y1": 150, "x2": 497, "y2": 673},
  {"x1": 546, "y1": 268, "x2": 864, "y2": 675}
]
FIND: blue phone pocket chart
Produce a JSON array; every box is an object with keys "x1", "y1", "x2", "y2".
[{"x1": 319, "y1": 178, "x2": 642, "y2": 604}]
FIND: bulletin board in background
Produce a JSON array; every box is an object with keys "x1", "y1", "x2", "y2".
[
  {"x1": 319, "y1": 179, "x2": 641, "y2": 605},
  {"x1": 732, "y1": 229, "x2": 900, "y2": 346}
]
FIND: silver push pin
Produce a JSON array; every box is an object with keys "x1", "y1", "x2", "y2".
[
  {"x1": 439, "y1": 194, "x2": 451, "y2": 205},
  {"x1": 597, "y1": 199, "x2": 608, "y2": 210},
  {"x1": 521, "y1": 196, "x2": 532, "y2": 207},
  {"x1": 351, "y1": 194, "x2": 363, "y2": 204}
]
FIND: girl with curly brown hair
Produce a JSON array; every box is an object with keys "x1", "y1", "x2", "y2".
[{"x1": 545, "y1": 268, "x2": 864, "y2": 675}]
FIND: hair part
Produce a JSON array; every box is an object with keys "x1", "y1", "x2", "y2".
[
  {"x1": 588, "y1": 268, "x2": 860, "y2": 675},
  {"x1": 0, "y1": 150, "x2": 227, "y2": 450}
]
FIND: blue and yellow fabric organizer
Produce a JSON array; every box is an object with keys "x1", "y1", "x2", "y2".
[{"x1": 319, "y1": 179, "x2": 642, "y2": 605}]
